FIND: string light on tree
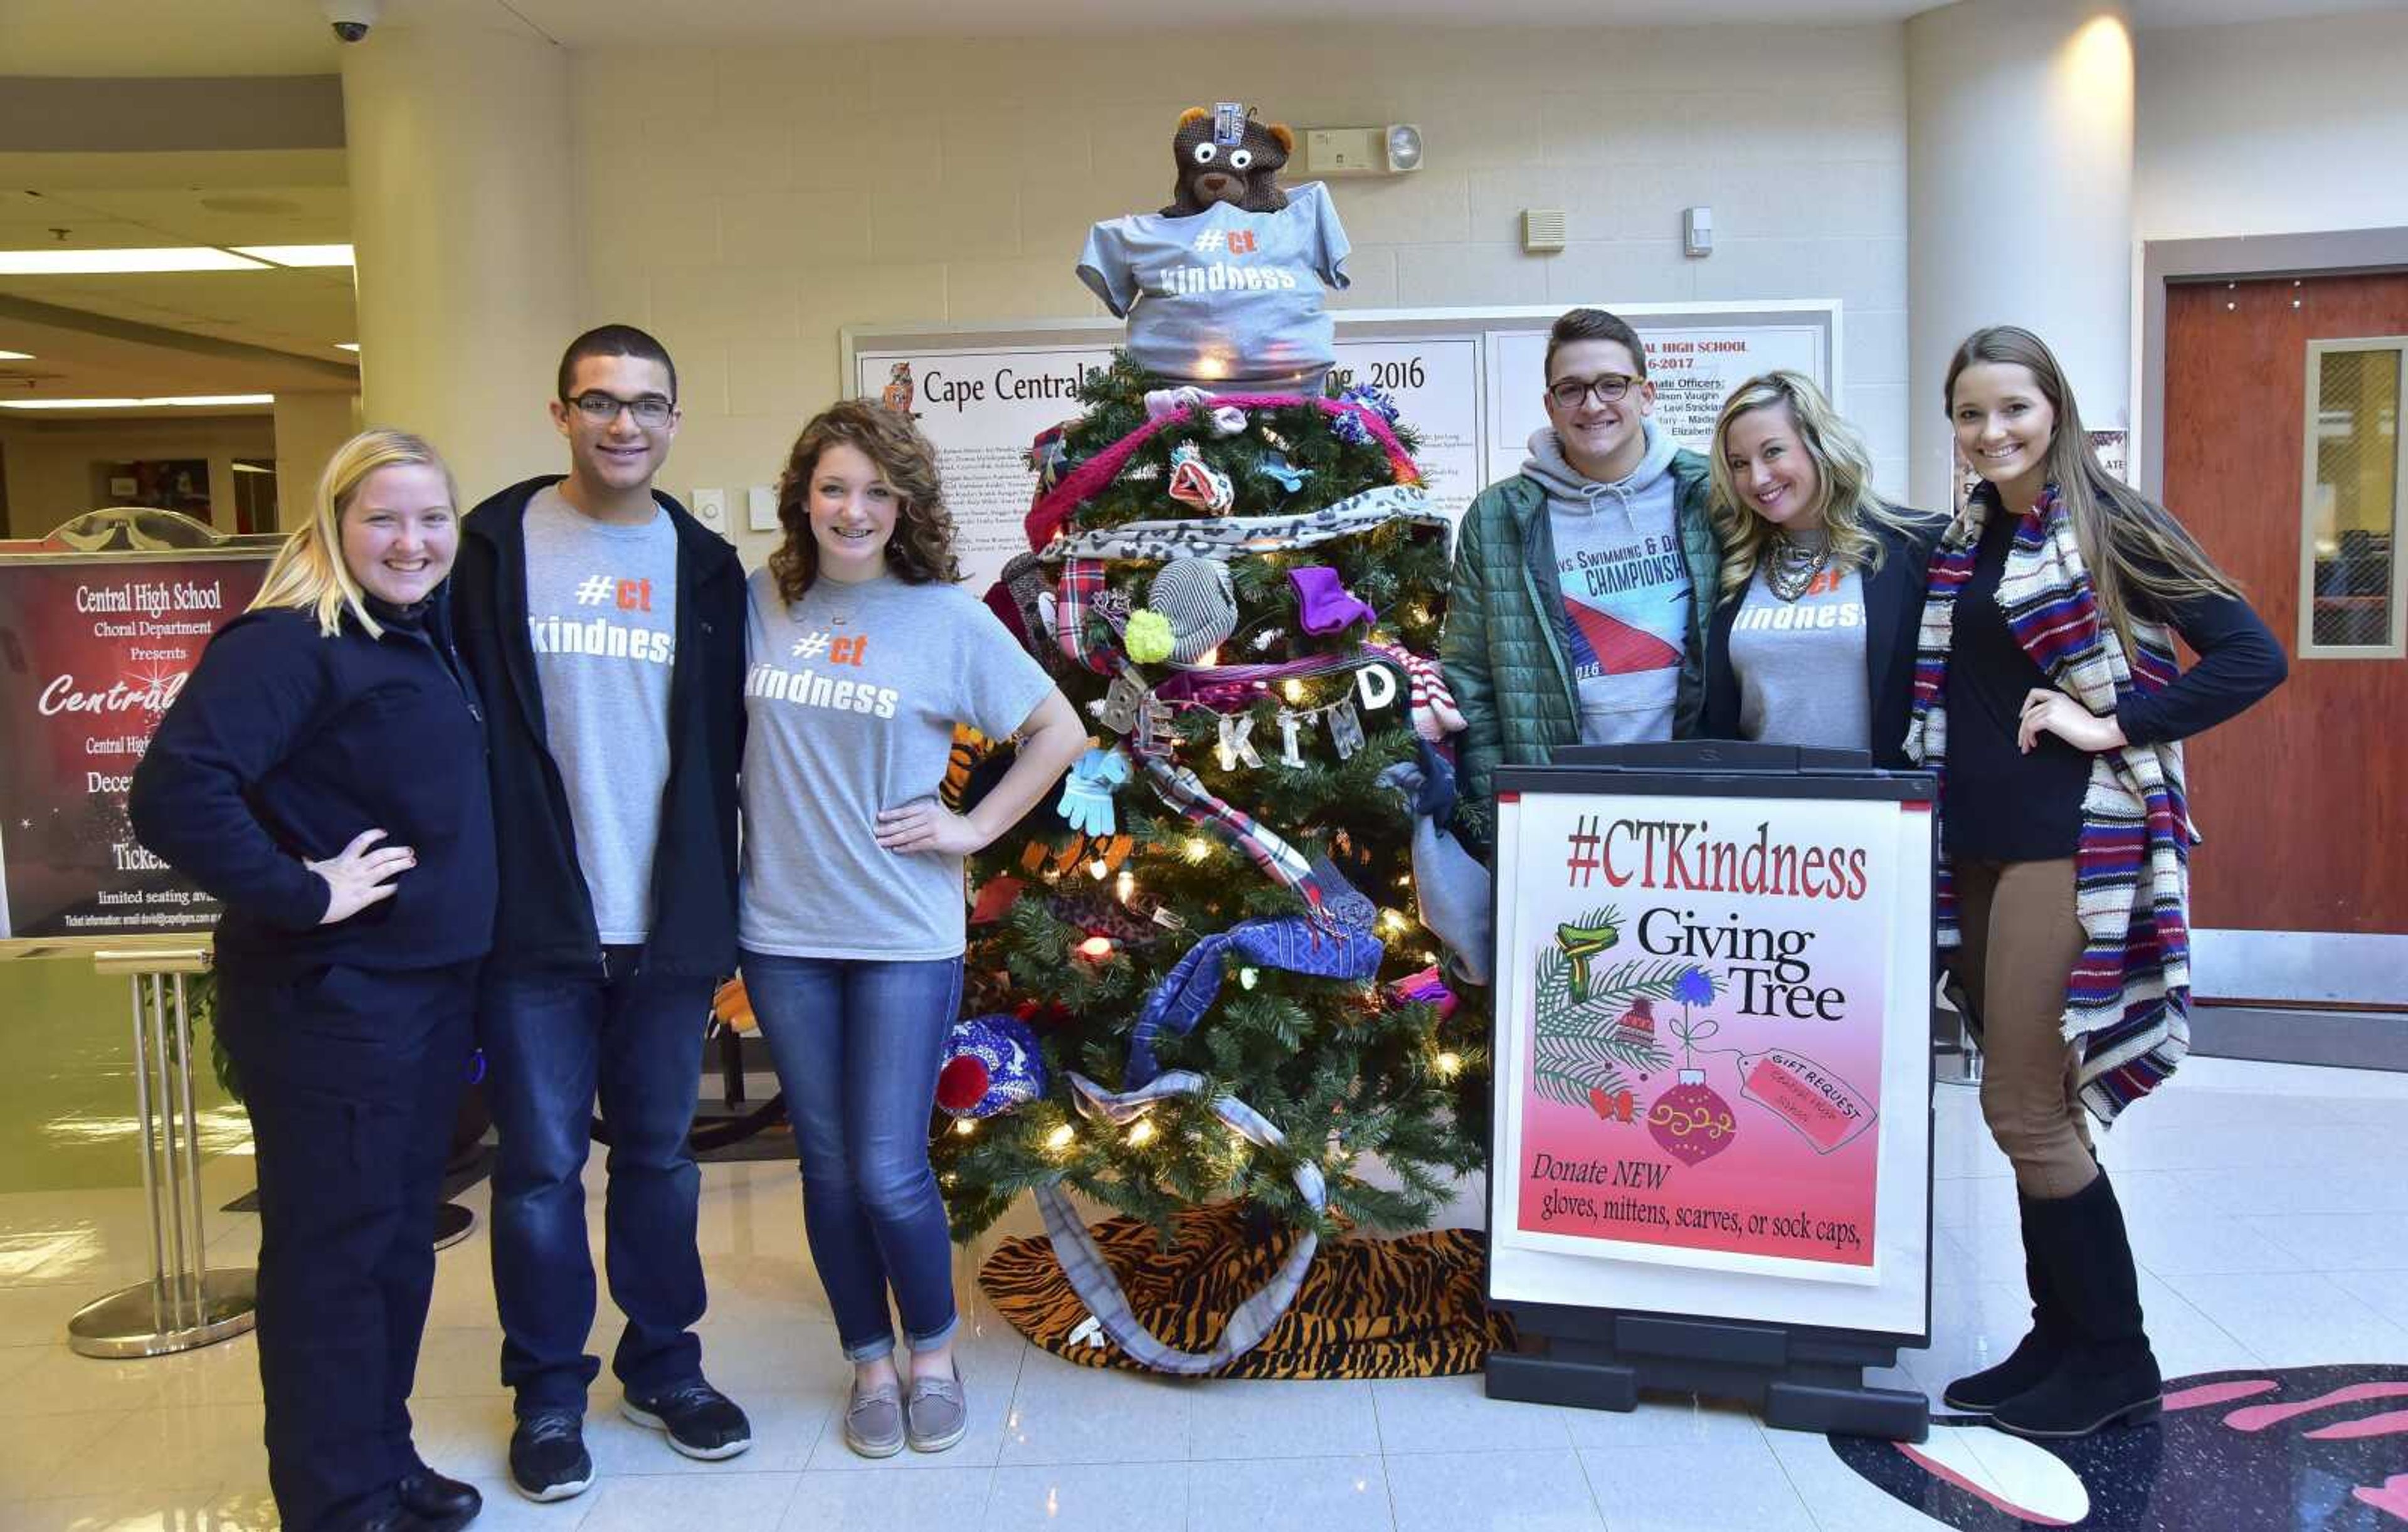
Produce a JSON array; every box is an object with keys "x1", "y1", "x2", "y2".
[{"x1": 1045, "y1": 1123, "x2": 1077, "y2": 1153}]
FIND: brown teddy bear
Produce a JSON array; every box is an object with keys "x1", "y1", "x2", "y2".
[{"x1": 1162, "y1": 103, "x2": 1294, "y2": 217}]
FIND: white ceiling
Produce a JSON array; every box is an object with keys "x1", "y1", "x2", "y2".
[
  {"x1": 0, "y1": 153, "x2": 357, "y2": 408},
  {"x1": 0, "y1": 179, "x2": 353, "y2": 347},
  {"x1": 0, "y1": 307, "x2": 347, "y2": 403},
  {"x1": 0, "y1": 0, "x2": 2400, "y2": 76}
]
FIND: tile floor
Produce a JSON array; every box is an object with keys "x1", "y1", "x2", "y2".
[{"x1": 1, "y1": 1056, "x2": 2402, "y2": 1530}]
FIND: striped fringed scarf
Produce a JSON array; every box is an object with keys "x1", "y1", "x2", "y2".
[{"x1": 1903, "y1": 483, "x2": 2197, "y2": 1124}]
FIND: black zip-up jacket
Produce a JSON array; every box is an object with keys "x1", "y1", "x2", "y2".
[
  {"x1": 129, "y1": 593, "x2": 496, "y2": 976},
  {"x1": 1701, "y1": 512, "x2": 1943, "y2": 769},
  {"x1": 452, "y1": 476, "x2": 745, "y2": 977}
]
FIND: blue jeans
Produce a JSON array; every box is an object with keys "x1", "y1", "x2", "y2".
[
  {"x1": 740, "y1": 951, "x2": 963, "y2": 1362},
  {"x1": 482, "y1": 949, "x2": 712, "y2": 1413}
]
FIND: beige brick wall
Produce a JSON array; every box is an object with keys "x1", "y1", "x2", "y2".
[{"x1": 571, "y1": 24, "x2": 1912, "y2": 563}]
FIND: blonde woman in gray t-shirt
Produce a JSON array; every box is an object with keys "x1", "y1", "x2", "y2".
[
  {"x1": 1699, "y1": 371, "x2": 1943, "y2": 768},
  {"x1": 737, "y1": 400, "x2": 1084, "y2": 1459}
]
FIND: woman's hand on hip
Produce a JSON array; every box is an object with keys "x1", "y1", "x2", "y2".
[
  {"x1": 875, "y1": 800, "x2": 985, "y2": 857},
  {"x1": 2019, "y1": 687, "x2": 2127, "y2": 754},
  {"x1": 306, "y1": 828, "x2": 414, "y2": 924}
]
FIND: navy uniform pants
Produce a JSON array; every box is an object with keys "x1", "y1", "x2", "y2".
[{"x1": 217, "y1": 958, "x2": 477, "y2": 1532}]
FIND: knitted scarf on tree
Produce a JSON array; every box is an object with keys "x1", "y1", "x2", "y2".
[
  {"x1": 1023, "y1": 392, "x2": 1421, "y2": 550},
  {"x1": 1903, "y1": 482, "x2": 2196, "y2": 1124}
]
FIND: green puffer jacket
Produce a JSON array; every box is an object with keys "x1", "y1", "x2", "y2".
[{"x1": 1439, "y1": 452, "x2": 1719, "y2": 852}]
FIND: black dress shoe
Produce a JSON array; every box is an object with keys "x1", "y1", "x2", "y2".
[{"x1": 399, "y1": 1465, "x2": 483, "y2": 1529}]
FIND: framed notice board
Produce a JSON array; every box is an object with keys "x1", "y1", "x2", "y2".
[{"x1": 845, "y1": 301, "x2": 1839, "y2": 593}]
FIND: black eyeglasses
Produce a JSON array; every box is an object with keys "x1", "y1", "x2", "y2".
[
  {"x1": 567, "y1": 391, "x2": 675, "y2": 428},
  {"x1": 1547, "y1": 374, "x2": 1639, "y2": 409}
]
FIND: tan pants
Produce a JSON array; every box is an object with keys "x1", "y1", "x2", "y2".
[{"x1": 1951, "y1": 858, "x2": 2102, "y2": 1199}]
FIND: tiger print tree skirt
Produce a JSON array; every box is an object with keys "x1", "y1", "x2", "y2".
[{"x1": 978, "y1": 1201, "x2": 1513, "y2": 1378}]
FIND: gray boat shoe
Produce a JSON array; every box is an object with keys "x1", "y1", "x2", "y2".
[
  {"x1": 843, "y1": 1380, "x2": 905, "y2": 1459},
  {"x1": 906, "y1": 1368, "x2": 967, "y2": 1453}
]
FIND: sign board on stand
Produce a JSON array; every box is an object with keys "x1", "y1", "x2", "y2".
[
  {"x1": 1, "y1": 515, "x2": 279, "y2": 1357},
  {"x1": 1482, "y1": 741, "x2": 1934, "y2": 1442}
]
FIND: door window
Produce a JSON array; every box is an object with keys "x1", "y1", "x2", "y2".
[{"x1": 2301, "y1": 339, "x2": 2406, "y2": 657}]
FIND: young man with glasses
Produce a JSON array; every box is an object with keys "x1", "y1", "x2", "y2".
[
  {"x1": 452, "y1": 324, "x2": 751, "y2": 1501},
  {"x1": 1440, "y1": 307, "x2": 1720, "y2": 851}
]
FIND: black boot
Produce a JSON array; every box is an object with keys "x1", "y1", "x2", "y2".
[
  {"x1": 1942, "y1": 1193, "x2": 2065, "y2": 1413},
  {"x1": 1992, "y1": 1172, "x2": 2162, "y2": 1439}
]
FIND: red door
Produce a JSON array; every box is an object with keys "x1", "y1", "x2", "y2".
[
  {"x1": 2161, "y1": 272, "x2": 2408, "y2": 1004},
  {"x1": 2157, "y1": 270, "x2": 2398, "y2": 1006}
]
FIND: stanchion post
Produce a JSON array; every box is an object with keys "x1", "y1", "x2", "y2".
[
  {"x1": 67, "y1": 947, "x2": 258, "y2": 1358},
  {"x1": 125, "y1": 974, "x2": 171, "y2": 1333}
]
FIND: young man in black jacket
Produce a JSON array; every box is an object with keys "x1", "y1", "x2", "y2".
[{"x1": 451, "y1": 325, "x2": 749, "y2": 1501}]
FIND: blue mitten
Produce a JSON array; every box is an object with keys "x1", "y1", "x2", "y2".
[{"x1": 1057, "y1": 746, "x2": 1129, "y2": 837}]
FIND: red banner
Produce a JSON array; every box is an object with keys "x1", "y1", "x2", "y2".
[{"x1": 0, "y1": 553, "x2": 273, "y2": 940}]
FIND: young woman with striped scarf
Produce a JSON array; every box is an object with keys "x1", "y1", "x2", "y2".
[{"x1": 1910, "y1": 326, "x2": 2284, "y2": 1439}]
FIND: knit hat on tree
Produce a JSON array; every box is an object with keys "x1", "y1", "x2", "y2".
[{"x1": 1142, "y1": 557, "x2": 1240, "y2": 665}]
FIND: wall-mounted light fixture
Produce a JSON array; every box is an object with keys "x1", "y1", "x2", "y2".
[{"x1": 1303, "y1": 125, "x2": 1425, "y2": 177}]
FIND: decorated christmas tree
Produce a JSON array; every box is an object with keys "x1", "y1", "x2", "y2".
[{"x1": 927, "y1": 104, "x2": 1502, "y2": 1374}]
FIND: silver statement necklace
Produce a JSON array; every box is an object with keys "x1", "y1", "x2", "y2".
[{"x1": 1763, "y1": 529, "x2": 1832, "y2": 603}]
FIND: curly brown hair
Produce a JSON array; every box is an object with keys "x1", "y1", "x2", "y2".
[{"x1": 767, "y1": 399, "x2": 960, "y2": 602}]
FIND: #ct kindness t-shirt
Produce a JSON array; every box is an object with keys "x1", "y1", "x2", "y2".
[
  {"x1": 739, "y1": 568, "x2": 1054, "y2": 961},
  {"x1": 1078, "y1": 182, "x2": 1350, "y2": 389}
]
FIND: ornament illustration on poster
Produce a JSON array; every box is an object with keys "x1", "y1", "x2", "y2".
[{"x1": 1648, "y1": 968, "x2": 1740, "y2": 1168}]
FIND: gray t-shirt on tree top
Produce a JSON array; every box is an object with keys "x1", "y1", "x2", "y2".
[
  {"x1": 520, "y1": 485, "x2": 678, "y2": 944},
  {"x1": 739, "y1": 568, "x2": 1054, "y2": 962},
  {"x1": 1077, "y1": 181, "x2": 1350, "y2": 389},
  {"x1": 1729, "y1": 557, "x2": 1871, "y2": 751}
]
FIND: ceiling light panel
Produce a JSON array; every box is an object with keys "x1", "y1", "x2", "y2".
[
  {"x1": 228, "y1": 245, "x2": 356, "y2": 268},
  {"x1": 0, "y1": 394, "x2": 276, "y2": 410},
  {"x1": 0, "y1": 248, "x2": 268, "y2": 275}
]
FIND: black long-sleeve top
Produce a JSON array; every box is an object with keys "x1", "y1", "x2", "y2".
[
  {"x1": 1941, "y1": 510, "x2": 2288, "y2": 864},
  {"x1": 128, "y1": 594, "x2": 496, "y2": 976}
]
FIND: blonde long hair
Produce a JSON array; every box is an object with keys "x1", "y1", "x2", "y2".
[
  {"x1": 250, "y1": 429, "x2": 460, "y2": 639},
  {"x1": 1708, "y1": 370, "x2": 1931, "y2": 600},
  {"x1": 1945, "y1": 325, "x2": 2239, "y2": 648}
]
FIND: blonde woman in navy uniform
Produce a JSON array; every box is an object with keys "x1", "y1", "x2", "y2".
[{"x1": 132, "y1": 430, "x2": 492, "y2": 1532}]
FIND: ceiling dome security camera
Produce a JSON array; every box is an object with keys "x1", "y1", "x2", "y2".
[{"x1": 320, "y1": 0, "x2": 379, "y2": 43}]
